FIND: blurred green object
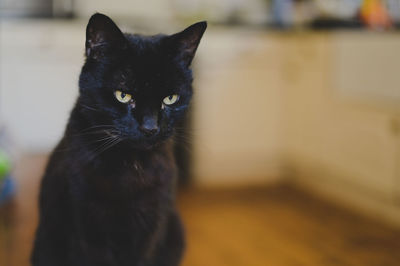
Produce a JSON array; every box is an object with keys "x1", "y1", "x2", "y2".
[{"x1": 0, "y1": 149, "x2": 11, "y2": 179}]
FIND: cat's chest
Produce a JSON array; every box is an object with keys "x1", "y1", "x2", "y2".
[
  {"x1": 72, "y1": 152, "x2": 175, "y2": 216},
  {"x1": 81, "y1": 194, "x2": 164, "y2": 230},
  {"x1": 90, "y1": 153, "x2": 175, "y2": 193},
  {"x1": 74, "y1": 164, "x2": 172, "y2": 239}
]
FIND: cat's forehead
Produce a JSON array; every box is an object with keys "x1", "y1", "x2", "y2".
[
  {"x1": 113, "y1": 59, "x2": 172, "y2": 83},
  {"x1": 110, "y1": 60, "x2": 179, "y2": 95},
  {"x1": 118, "y1": 37, "x2": 172, "y2": 74},
  {"x1": 107, "y1": 34, "x2": 185, "y2": 93},
  {"x1": 125, "y1": 33, "x2": 166, "y2": 55}
]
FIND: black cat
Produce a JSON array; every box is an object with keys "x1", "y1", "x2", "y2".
[{"x1": 31, "y1": 13, "x2": 206, "y2": 266}]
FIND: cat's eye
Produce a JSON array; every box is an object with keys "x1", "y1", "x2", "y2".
[
  {"x1": 115, "y1": 90, "x2": 132, "y2": 103},
  {"x1": 163, "y1": 94, "x2": 179, "y2": 106}
]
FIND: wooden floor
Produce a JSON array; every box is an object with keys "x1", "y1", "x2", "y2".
[{"x1": 1, "y1": 155, "x2": 400, "y2": 266}]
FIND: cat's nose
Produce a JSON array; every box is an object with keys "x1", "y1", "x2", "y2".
[
  {"x1": 140, "y1": 125, "x2": 158, "y2": 136},
  {"x1": 139, "y1": 115, "x2": 159, "y2": 136}
]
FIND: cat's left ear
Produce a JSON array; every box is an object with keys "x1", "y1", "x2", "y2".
[
  {"x1": 168, "y1": 21, "x2": 207, "y2": 67},
  {"x1": 85, "y1": 13, "x2": 128, "y2": 60}
]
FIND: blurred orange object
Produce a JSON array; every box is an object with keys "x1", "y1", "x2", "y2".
[{"x1": 360, "y1": 0, "x2": 393, "y2": 29}]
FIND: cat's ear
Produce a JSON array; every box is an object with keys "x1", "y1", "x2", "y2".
[
  {"x1": 85, "y1": 13, "x2": 128, "y2": 60},
  {"x1": 169, "y1": 21, "x2": 207, "y2": 67}
]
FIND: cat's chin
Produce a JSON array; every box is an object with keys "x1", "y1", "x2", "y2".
[
  {"x1": 132, "y1": 142, "x2": 161, "y2": 151},
  {"x1": 123, "y1": 137, "x2": 167, "y2": 151}
]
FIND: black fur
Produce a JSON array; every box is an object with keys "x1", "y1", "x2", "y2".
[{"x1": 31, "y1": 13, "x2": 206, "y2": 266}]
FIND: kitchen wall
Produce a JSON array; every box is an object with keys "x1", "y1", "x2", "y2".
[
  {"x1": 72, "y1": 0, "x2": 268, "y2": 25},
  {"x1": 73, "y1": 0, "x2": 173, "y2": 21}
]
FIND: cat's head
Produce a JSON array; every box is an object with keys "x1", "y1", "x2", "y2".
[{"x1": 77, "y1": 13, "x2": 206, "y2": 150}]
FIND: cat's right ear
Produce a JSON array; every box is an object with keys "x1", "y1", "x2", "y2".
[
  {"x1": 167, "y1": 21, "x2": 207, "y2": 68},
  {"x1": 85, "y1": 13, "x2": 127, "y2": 60}
]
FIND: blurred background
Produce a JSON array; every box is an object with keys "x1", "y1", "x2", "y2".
[{"x1": 1, "y1": 0, "x2": 400, "y2": 265}]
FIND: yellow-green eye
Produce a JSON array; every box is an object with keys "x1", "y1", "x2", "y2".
[
  {"x1": 115, "y1": 90, "x2": 132, "y2": 103},
  {"x1": 163, "y1": 94, "x2": 179, "y2": 106}
]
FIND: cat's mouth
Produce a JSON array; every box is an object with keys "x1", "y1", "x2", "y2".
[
  {"x1": 105, "y1": 124, "x2": 172, "y2": 150},
  {"x1": 121, "y1": 134, "x2": 169, "y2": 150},
  {"x1": 124, "y1": 138, "x2": 163, "y2": 151}
]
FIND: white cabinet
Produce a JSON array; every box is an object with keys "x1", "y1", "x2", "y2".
[{"x1": 0, "y1": 20, "x2": 84, "y2": 151}]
